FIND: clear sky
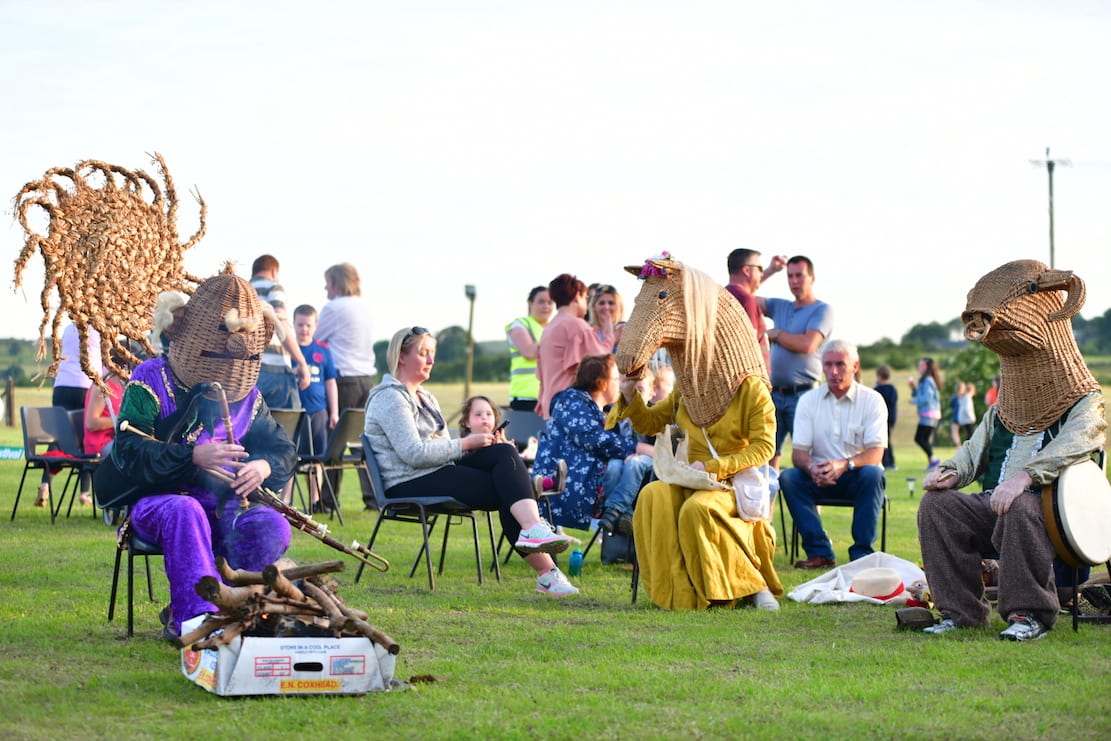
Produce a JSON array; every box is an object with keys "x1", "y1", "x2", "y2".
[{"x1": 3, "y1": 1, "x2": 1109, "y2": 351}]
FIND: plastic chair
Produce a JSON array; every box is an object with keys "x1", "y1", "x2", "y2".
[
  {"x1": 298, "y1": 408, "x2": 368, "y2": 526},
  {"x1": 58, "y1": 408, "x2": 101, "y2": 519},
  {"x1": 269, "y1": 408, "x2": 312, "y2": 513},
  {"x1": 355, "y1": 434, "x2": 501, "y2": 590},
  {"x1": 503, "y1": 408, "x2": 546, "y2": 454},
  {"x1": 10, "y1": 406, "x2": 97, "y2": 524},
  {"x1": 107, "y1": 521, "x2": 164, "y2": 637}
]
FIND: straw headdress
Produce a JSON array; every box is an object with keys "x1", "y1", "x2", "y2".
[{"x1": 12, "y1": 153, "x2": 205, "y2": 386}]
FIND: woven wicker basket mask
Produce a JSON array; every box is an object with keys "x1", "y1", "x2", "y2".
[
  {"x1": 167, "y1": 273, "x2": 273, "y2": 402},
  {"x1": 616, "y1": 257, "x2": 767, "y2": 427},
  {"x1": 962, "y1": 259, "x2": 1100, "y2": 433}
]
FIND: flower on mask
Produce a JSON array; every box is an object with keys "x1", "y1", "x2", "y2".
[{"x1": 637, "y1": 251, "x2": 673, "y2": 279}]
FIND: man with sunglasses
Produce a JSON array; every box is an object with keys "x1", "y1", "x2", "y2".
[{"x1": 726, "y1": 248, "x2": 786, "y2": 373}]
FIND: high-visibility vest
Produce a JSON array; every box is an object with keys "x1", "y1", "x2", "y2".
[{"x1": 506, "y1": 315, "x2": 545, "y2": 400}]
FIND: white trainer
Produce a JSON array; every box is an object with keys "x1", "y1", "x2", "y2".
[
  {"x1": 536, "y1": 567, "x2": 579, "y2": 596},
  {"x1": 515, "y1": 521, "x2": 570, "y2": 554}
]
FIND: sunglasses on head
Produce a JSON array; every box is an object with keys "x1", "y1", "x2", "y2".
[{"x1": 405, "y1": 326, "x2": 429, "y2": 341}]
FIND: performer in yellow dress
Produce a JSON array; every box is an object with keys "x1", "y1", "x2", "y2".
[{"x1": 613, "y1": 255, "x2": 782, "y2": 610}]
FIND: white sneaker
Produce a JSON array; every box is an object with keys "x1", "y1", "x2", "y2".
[
  {"x1": 752, "y1": 589, "x2": 780, "y2": 611},
  {"x1": 515, "y1": 521, "x2": 570, "y2": 554},
  {"x1": 536, "y1": 567, "x2": 579, "y2": 596}
]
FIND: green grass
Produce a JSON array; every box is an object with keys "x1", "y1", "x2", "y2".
[{"x1": 2, "y1": 386, "x2": 1110, "y2": 740}]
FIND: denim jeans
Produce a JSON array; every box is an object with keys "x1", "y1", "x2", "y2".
[
  {"x1": 600, "y1": 454, "x2": 653, "y2": 515},
  {"x1": 772, "y1": 390, "x2": 804, "y2": 456},
  {"x1": 779, "y1": 464, "x2": 885, "y2": 561}
]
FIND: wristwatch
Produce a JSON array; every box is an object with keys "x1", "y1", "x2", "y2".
[{"x1": 846, "y1": 458, "x2": 856, "y2": 471}]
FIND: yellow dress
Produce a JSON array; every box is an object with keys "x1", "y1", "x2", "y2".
[{"x1": 616, "y1": 376, "x2": 781, "y2": 610}]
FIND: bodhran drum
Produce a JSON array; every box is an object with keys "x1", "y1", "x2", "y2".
[{"x1": 1041, "y1": 458, "x2": 1111, "y2": 568}]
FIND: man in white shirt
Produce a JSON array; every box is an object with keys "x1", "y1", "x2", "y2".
[{"x1": 779, "y1": 339, "x2": 888, "y2": 568}]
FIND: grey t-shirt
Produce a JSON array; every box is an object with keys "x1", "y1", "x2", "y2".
[{"x1": 765, "y1": 298, "x2": 833, "y2": 387}]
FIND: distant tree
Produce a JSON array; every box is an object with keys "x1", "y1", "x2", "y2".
[
  {"x1": 434, "y1": 326, "x2": 469, "y2": 364},
  {"x1": 9, "y1": 341, "x2": 22, "y2": 357},
  {"x1": 900, "y1": 321, "x2": 950, "y2": 350}
]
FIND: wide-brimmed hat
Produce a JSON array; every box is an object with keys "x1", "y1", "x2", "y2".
[{"x1": 849, "y1": 567, "x2": 905, "y2": 601}]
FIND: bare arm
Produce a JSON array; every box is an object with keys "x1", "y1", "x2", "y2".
[
  {"x1": 767, "y1": 326, "x2": 824, "y2": 355},
  {"x1": 324, "y1": 378, "x2": 339, "y2": 429},
  {"x1": 507, "y1": 326, "x2": 540, "y2": 360}
]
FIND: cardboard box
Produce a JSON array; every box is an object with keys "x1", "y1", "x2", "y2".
[{"x1": 180, "y1": 616, "x2": 397, "y2": 696}]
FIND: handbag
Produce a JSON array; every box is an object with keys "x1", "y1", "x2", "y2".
[{"x1": 701, "y1": 428, "x2": 771, "y2": 522}]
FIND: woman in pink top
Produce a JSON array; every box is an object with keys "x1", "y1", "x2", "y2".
[{"x1": 535, "y1": 274, "x2": 610, "y2": 419}]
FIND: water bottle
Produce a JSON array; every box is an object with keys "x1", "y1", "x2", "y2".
[{"x1": 568, "y1": 548, "x2": 584, "y2": 577}]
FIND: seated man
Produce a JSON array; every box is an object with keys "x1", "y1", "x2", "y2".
[
  {"x1": 779, "y1": 339, "x2": 887, "y2": 568},
  {"x1": 918, "y1": 260, "x2": 1105, "y2": 641},
  {"x1": 107, "y1": 272, "x2": 297, "y2": 642}
]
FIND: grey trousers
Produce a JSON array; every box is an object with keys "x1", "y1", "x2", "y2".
[{"x1": 917, "y1": 488, "x2": 1059, "y2": 629}]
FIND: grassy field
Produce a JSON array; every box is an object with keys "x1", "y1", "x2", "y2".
[{"x1": 2, "y1": 383, "x2": 1110, "y2": 740}]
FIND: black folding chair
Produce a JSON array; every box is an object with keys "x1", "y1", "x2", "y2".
[
  {"x1": 355, "y1": 434, "x2": 500, "y2": 590},
  {"x1": 10, "y1": 406, "x2": 97, "y2": 524},
  {"x1": 297, "y1": 409, "x2": 368, "y2": 526}
]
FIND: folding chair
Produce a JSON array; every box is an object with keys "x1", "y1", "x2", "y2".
[
  {"x1": 107, "y1": 519, "x2": 164, "y2": 637},
  {"x1": 10, "y1": 406, "x2": 97, "y2": 524},
  {"x1": 355, "y1": 434, "x2": 501, "y2": 590},
  {"x1": 57, "y1": 408, "x2": 101, "y2": 519},
  {"x1": 503, "y1": 408, "x2": 546, "y2": 455},
  {"x1": 269, "y1": 408, "x2": 312, "y2": 513},
  {"x1": 298, "y1": 408, "x2": 368, "y2": 526},
  {"x1": 781, "y1": 473, "x2": 890, "y2": 562}
]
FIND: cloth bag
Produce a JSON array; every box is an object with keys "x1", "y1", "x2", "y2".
[
  {"x1": 700, "y1": 428, "x2": 771, "y2": 522},
  {"x1": 651, "y1": 425, "x2": 730, "y2": 493}
]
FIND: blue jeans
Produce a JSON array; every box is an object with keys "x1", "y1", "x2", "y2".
[
  {"x1": 772, "y1": 390, "x2": 805, "y2": 456},
  {"x1": 257, "y1": 366, "x2": 301, "y2": 410},
  {"x1": 780, "y1": 465, "x2": 885, "y2": 561},
  {"x1": 600, "y1": 455, "x2": 653, "y2": 515}
]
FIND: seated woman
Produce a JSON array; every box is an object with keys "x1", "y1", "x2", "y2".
[
  {"x1": 533, "y1": 354, "x2": 652, "y2": 536},
  {"x1": 365, "y1": 327, "x2": 578, "y2": 596}
]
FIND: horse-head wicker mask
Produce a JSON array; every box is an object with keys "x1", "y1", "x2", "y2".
[
  {"x1": 166, "y1": 271, "x2": 274, "y2": 402},
  {"x1": 616, "y1": 255, "x2": 767, "y2": 427},
  {"x1": 962, "y1": 259, "x2": 1100, "y2": 433}
]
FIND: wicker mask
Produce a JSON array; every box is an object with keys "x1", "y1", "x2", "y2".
[
  {"x1": 167, "y1": 273, "x2": 274, "y2": 402},
  {"x1": 962, "y1": 259, "x2": 1100, "y2": 433}
]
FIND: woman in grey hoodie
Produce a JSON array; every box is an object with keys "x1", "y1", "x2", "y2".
[{"x1": 364, "y1": 326, "x2": 580, "y2": 596}]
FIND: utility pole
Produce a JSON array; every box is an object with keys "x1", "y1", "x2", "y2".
[
  {"x1": 463, "y1": 284, "x2": 476, "y2": 401},
  {"x1": 1029, "y1": 147, "x2": 1071, "y2": 269}
]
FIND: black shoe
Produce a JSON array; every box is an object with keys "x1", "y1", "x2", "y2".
[
  {"x1": 597, "y1": 508, "x2": 620, "y2": 535},
  {"x1": 616, "y1": 512, "x2": 634, "y2": 536}
]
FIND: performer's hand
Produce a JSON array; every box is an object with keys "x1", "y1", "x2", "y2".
[
  {"x1": 233, "y1": 459, "x2": 271, "y2": 498},
  {"x1": 924, "y1": 467, "x2": 958, "y2": 490},
  {"x1": 690, "y1": 461, "x2": 706, "y2": 472},
  {"x1": 192, "y1": 442, "x2": 248, "y2": 473},
  {"x1": 619, "y1": 376, "x2": 640, "y2": 403},
  {"x1": 989, "y1": 471, "x2": 1033, "y2": 515}
]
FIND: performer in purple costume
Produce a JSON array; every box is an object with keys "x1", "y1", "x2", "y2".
[{"x1": 111, "y1": 272, "x2": 297, "y2": 639}]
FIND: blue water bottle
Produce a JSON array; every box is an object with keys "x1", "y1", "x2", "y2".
[{"x1": 568, "y1": 548, "x2": 584, "y2": 577}]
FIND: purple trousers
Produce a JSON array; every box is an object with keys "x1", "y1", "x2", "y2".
[{"x1": 129, "y1": 491, "x2": 291, "y2": 634}]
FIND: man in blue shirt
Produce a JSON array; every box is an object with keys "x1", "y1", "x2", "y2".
[{"x1": 758, "y1": 255, "x2": 834, "y2": 470}]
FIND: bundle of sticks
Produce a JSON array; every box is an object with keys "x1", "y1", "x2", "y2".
[{"x1": 176, "y1": 557, "x2": 400, "y2": 656}]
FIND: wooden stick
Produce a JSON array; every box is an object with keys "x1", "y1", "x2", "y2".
[
  {"x1": 263, "y1": 564, "x2": 305, "y2": 601},
  {"x1": 176, "y1": 614, "x2": 239, "y2": 649},
  {"x1": 195, "y1": 576, "x2": 262, "y2": 610}
]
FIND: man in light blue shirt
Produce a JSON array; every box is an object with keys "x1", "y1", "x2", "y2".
[{"x1": 759, "y1": 255, "x2": 834, "y2": 470}]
